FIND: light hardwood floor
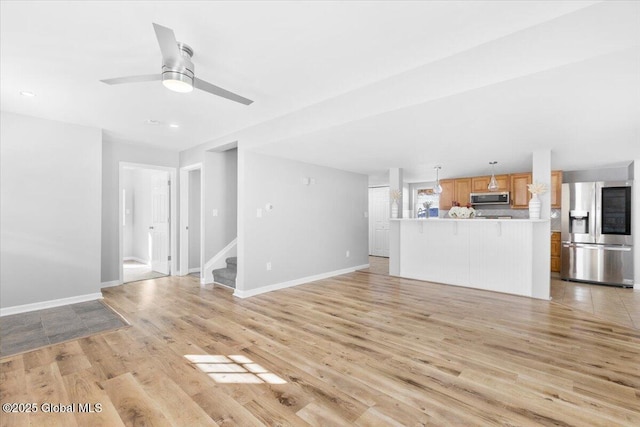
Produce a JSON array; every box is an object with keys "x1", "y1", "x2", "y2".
[
  {"x1": 1, "y1": 271, "x2": 639, "y2": 426},
  {"x1": 362, "y1": 256, "x2": 640, "y2": 330}
]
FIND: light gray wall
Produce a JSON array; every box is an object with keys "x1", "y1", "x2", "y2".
[
  {"x1": 189, "y1": 169, "x2": 201, "y2": 269},
  {"x1": 101, "y1": 136, "x2": 179, "y2": 283},
  {"x1": 239, "y1": 150, "x2": 368, "y2": 292},
  {"x1": 203, "y1": 149, "x2": 237, "y2": 262},
  {"x1": 1, "y1": 112, "x2": 102, "y2": 308}
]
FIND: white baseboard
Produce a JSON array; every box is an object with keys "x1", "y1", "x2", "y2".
[
  {"x1": 634, "y1": 283, "x2": 640, "y2": 290},
  {"x1": 101, "y1": 280, "x2": 121, "y2": 288},
  {"x1": 188, "y1": 268, "x2": 201, "y2": 274},
  {"x1": 233, "y1": 264, "x2": 369, "y2": 299},
  {"x1": 0, "y1": 293, "x2": 103, "y2": 317}
]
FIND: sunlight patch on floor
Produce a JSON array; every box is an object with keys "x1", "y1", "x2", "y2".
[{"x1": 185, "y1": 354, "x2": 287, "y2": 384}]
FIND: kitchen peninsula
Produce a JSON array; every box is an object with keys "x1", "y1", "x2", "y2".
[{"x1": 389, "y1": 218, "x2": 550, "y2": 299}]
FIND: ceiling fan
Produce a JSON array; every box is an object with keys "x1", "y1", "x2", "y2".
[{"x1": 100, "y1": 23, "x2": 253, "y2": 105}]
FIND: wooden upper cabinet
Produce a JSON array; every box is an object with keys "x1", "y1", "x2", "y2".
[
  {"x1": 454, "y1": 178, "x2": 472, "y2": 206},
  {"x1": 510, "y1": 172, "x2": 532, "y2": 209},
  {"x1": 439, "y1": 179, "x2": 455, "y2": 210},
  {"x1": 551, "y1": 170, "x2": 563, "y2": 209},
  {"x1": 472, "y1": 176, "x2": 491, "y2": 193},
  {"x1": 438, "y1": 170, "x2": 561, "y2": 211},
  {"x1": 471, "y1": 175, "x2": 510, "y2": 193}
]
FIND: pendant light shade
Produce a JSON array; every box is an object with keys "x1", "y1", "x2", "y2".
[
  {"x1": 488, "y1": 161, "x2": 499, "y2": 191},
  {"x1": 434, "y1": 166, "x2": 443, "y2": 194}
]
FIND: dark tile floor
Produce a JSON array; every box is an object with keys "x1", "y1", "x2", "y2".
[{"x1": 0, "y1": 300, "x2": 128, "y2": 357}]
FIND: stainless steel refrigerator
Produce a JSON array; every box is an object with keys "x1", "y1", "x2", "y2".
[{"x1": 561, "y1": 181, "x2": 633, "y2": 287}]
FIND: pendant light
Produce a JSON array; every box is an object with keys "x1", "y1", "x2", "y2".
[
  {"x1": 434, "y1": 166, "x2": 443, "y2": 194},
  {"x1": 488, "y1": 161, "x2": 499, "y2": 191}
]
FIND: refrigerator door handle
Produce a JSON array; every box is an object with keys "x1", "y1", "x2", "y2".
[
  {"x1": 602, "y1": 246, "x2": 632, "y2": 252},
  {"x1": 562, "y1": 243, "x2": 632, "y2": 251}
]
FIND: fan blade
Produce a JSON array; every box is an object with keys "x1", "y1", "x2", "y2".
[
  {"x1": 193, "y1": 78, "x2": 253, "y2": 105},
  {"x1": 100, "y1": 74, "x2": 161, "y2": 85},
  {"x1": 153, "y1": 23, "x2": 181, "y2": 63}
]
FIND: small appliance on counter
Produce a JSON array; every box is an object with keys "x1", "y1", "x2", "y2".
[{"x1": 561, "y1": 181, "x2": 633, "y2": 287}]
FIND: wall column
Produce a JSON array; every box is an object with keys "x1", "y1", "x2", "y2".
[
  {"x1": 532, "y1": 150, "x2": 552, "y2": 219},
  {"x1": 532, "y1": 150, "x2": 551, "y2": 299},
  {"x1": 389, "y1": 168, "x2": 403, "y2": 218}
]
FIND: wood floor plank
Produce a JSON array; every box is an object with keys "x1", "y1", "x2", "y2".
[
  {"x1": 62, "y1": 367, "x2": 125, "y2": 427},
  {"x1": 2, "y1": 270, "x2": 639, "y2": 426},
  {"x1": 103, "y1": 372, "x2": 172, "y2": 427}
]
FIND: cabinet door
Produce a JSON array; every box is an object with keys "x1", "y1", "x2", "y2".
[
  {"x1": 471, "y1": 176, "x2": 491, "y2": 193},
  {"x1": 495, "y1": 174, "x2": 510, "y2": 192},
  {"x1": 551, "y1": 170, "x2": 563, "y2": 209},
  {"x1": 439, "y1": 179, "x2": 455, "y2": 210},
  {"x1": 510, "y1": 173, "x2": 532, "y2": 209},
  {"x1": 454, "y1": 178, "x2": 472, "y2": 206},
  {"x1": 472, "y1": 174, "x2": 510, "y2": 193},
  {"x1": 551, "y1": 232, "x2": 561, "y2": 256}
]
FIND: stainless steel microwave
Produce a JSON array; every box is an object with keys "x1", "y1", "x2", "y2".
[{"x1": 470, "y1": 192, "x2": 510, "y2": 205}]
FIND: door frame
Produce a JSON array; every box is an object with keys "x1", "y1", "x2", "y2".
[
  {"x1": 119, "y1": 162, "x2": 178, "y2": 284},
  {"x1": 179, "y1": 163, "x2": 204, "y2": 277}
]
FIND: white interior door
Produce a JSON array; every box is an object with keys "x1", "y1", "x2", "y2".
[
  {"x1": 150, "y1": 171, "x2": 170, "y2": 274},
  {"x1": 369, "y1": 187, "x2": 390, "y2": 257}
]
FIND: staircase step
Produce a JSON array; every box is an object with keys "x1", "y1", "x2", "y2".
[
  {"x1": 212, "y1": 267, "x2": 236, "y2": 288},
  {"x1": 225, "y1": 257, "x2": 237, "y2": 268}
]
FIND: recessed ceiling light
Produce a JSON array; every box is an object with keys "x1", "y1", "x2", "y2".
[
  {"x1": 145, "y1": 119, "x2": 160, "y2": 125},
  {"x1": 169, "y1": 123, "x2": 180, "y2": 128},
  {"x1": 20, "y1": 91, "x2": 35, "y2": 97}
]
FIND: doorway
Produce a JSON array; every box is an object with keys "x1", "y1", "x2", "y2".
[
  {"x1": 120, "y1": 163, "x2": 176, "y2": 284},
  {"x1": 179, "y1": 164, "x2": 203, "y2": 280}
]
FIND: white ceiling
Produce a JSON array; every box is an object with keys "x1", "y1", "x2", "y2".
[{"x1": 2, "y1": 1, "x2": 639, "y2": 183}]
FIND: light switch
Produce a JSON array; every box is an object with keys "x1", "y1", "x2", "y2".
[
  {"x1": 212, "y1": 209, "x2": 218, "y2": 217},
  {"x1": 257, "y1": 208, "x2": 263, "y2": 218}
]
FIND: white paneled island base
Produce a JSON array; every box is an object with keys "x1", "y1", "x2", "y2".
[{"x1": 390, "y1": 218, "x2": 550, "y2": 300}]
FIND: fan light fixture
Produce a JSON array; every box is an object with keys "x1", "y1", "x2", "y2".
[
  {"x1": 162, "y1": 71, "x2": 193, "y2": 93},
  {"x1": 488, "y1": 161, "x2": 499, "y2": 191},
  {"x1": 434, "y1": 166, "x2": 443, "y2": 194}
]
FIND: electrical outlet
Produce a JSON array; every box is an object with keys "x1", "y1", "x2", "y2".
[
  {"x1": 212, "y1": 209, "x2": 218, "y2": 217},
  {"x1": 257, "y1": 208, "x2": 262, "y2": 218},
  {"x1": 346, "y1": 250, "x2": 350, "y2": 258},
  {"x1": 266, "y1": 262, "x2": 272, "y2": 271}
]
